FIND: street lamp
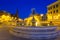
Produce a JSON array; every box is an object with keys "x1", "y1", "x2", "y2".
[
  {"x1": 40, "y1": 14, "x2": 44, "y2": 17},
  {"x1": 40, "y1": 14, "x2": 44, "y2": 21}
]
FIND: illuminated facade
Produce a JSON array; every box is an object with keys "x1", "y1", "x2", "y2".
[
  {"x1": 0, "y1": 9, "x2": 23, "y2": 27},
  {"x1": 0, "y1": 11, "x2": 11, "y2": 22},
  {"x1": 47, "y1": 0, "x2": 60, "y2": 30},
  {"x1": 47, "y1": 1, "x2": 60, "y2": 21}
]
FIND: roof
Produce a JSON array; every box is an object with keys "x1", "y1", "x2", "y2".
[
  {"x1": 47, "y1": 1, "x2": 60, "y2": 8},
  {"x1": 0, "y1": 10, "x2": 10, "y2": 16}
]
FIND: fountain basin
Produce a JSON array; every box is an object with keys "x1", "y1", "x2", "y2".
[{"x1": 9, "y1": 26, "x2": 57, "y2": 39}]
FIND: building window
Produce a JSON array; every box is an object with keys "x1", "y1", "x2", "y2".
[
  {"x1": 48, "y1": 7, "x2": 52, "y2": 10},
  {"x1": 56, "y1": 10, "x2": 58, "y2": 13},
  {"x1": 56, "y1": 4, "x2": 58, "y2": 8},
  {"x1": 50, "y1": 7, "x2": 52, "y2": 9},
  {"x1": 53, "y1": 5, "x2": 55, "y2": 8},
  {"x1": 53, "y1": 10, "x2": 55, "y2": 13},
  {"x1": 50, "y1": 11, "x2": 52, "y2": 14}
]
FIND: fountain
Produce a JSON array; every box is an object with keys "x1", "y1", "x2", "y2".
[
  {"x1": 9, "y1": 9, "x2": 58, "y2": 40},
  {"x1": 9, "y1": 22, "x2": 58, "y2": 40}
]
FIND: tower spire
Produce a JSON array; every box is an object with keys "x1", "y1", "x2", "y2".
[
  {"x1": 31, "y1": 8, "x2": 36, "y2": 26},
  {"x1": 32, "y1": 8, "x2": 35, "y2": 15},
  {"x1": 15, "y1": 8, "x2": 19, "y2": 18},
  {"x1": 29, "y1": 8, "x2": 36, "y2": 17}
]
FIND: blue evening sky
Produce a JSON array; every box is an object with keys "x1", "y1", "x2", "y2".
[{"x1": 0, "y1": 0, "x2": 57, "y2": 19}]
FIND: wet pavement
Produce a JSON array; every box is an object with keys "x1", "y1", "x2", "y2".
[{"x1": 0, "y1": 27, "x2": 60, "y2": 40}]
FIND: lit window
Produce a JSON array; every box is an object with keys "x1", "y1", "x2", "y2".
[
  {"x1": 54, "y1": 16, "x2": 58, "y2": 19},
  {"x1": 48, "y1": 15, "x2": 52, "y2": 20}
]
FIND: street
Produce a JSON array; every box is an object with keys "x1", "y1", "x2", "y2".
[
  {"x1": 0, "y1": 27, "x2": 13, "y2": 40},
  {"x1": 0, "y1": 27, "x2": 31, "y2": 40},
  {"x1": 0, "y1": 27, "x2": 60, "y2": 40}
]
